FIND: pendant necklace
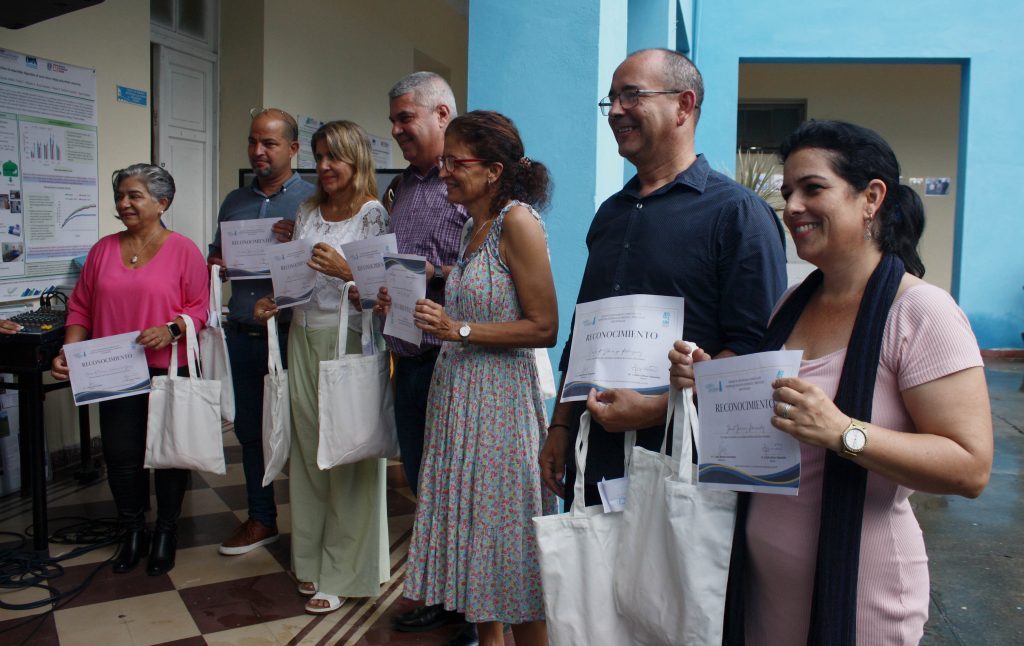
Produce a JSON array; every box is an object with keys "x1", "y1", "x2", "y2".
[{"x1": 128, "y1": 229, "x2": 162, "y2": 264}]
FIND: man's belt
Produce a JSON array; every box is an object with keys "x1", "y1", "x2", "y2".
[{"x1": 223, "y1": 320, "x2": 270, "y2": 337}]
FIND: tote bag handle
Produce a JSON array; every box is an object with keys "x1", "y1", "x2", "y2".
[
  {"x1": 660, "y1": 387, "x2": 698, "y2": 484},
  {"x1": 207, "y1": 265, "x2": 223, "y2": 328},
  {"x1": 267, "y1": 314, "x2": 284, "y2": 376},
  {"x1": 571, "y1": 411, "x2": 636, "y2": 516}
]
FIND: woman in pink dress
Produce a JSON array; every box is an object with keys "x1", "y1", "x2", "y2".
[
  {"x1": 52, "y1": 164, "x2": 208, "y2": 576},
  {"x1": 671, "y1": 121, "x2": 993, "y2": 644}
]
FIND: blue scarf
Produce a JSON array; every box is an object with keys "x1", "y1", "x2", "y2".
[{"x1": 725, "y1": 254, "x2": 905, "y2": 645}]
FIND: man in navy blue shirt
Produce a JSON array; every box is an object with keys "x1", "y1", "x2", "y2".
[
  {"x1": 208, "y1": 109, "x2": 314, "y2": 554},
  {"x1": 540, "y1": 49, "x2": 787, "y2": 506}
]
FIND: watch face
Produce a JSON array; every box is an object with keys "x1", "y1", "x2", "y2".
[
  {"x1": 459, "y1": 324, "x2": 471, "y2": 339},
  {"x1": 844, "y1": 427, "x2": 867, "y2": 452}
]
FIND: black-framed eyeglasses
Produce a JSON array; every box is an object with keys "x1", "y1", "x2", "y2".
[
  {"x1": 598, "y1": 88, "x2": 684, "y2": 116},
  {"x1": 436, "y1": 155, "x2": 487, "y2": 172}
]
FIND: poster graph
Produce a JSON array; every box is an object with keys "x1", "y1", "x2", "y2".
[{"x1": 0, "y1": 48, "x2": 98, "y2": 300}]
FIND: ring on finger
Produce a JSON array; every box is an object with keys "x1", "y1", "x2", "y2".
[{"x1": 779, "y1": 402, "x2": 792, "y2": 419}]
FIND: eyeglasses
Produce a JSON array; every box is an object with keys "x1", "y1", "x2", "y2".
[
  {"x1": 436, "y1": 155, "x2": 487, "y2": 172},
  {"x1": 598, "y1": 88, "x2": 683, "y2": 116}
]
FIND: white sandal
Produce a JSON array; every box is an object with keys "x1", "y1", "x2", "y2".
[
  {"x1": 305, "y1": 591, "x2": 344, "y2": 614},
  {"x1": 297, "y1": 581, "x2": 318, "y2": 596}
]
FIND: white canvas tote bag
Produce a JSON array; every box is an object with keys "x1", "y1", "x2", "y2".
[
  {"x1": 533, "y1": 412, "x2": 637, "y2": 646},
  {"x1": 145, "y1": 314, "x2": 226, "y2": 474},
  {"x1": 316, "y1": 282, "x2": 398, "y2": 469},
  {"x1": 199, "y1": 264, "x2": 235, "y2": 422},
  {"x1": 613, "y1": 388, "x2": 737, "y2": 645},
  {"x1": 261, "y1": 315, "x2": 290, "y2": 486}
]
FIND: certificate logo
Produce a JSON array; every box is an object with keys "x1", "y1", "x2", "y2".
[
  {"x1": 661, "y1": 311, "x2": 671, "y2": 327},
  {"x1": 704, "y1": 380, "x2": 723, "y2": 394},
  {"x1": 581, "y1": 315, "x2": 598, "y2": 327}
]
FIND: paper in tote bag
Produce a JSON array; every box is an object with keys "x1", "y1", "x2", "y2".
[
  {"x1": 145, "y1": 314, "x2": 226, "y2": 474},
  {"x1": 199, "y1": 264, "x2": 235, "y2": 422},
  {"x1": 533, "y1": 412, "x2": 637, "y2": 646},
  {"x1": 316, "y1": 282, "x2": 398, "y2": 469},
  {"x1": 613, "y1": 388, "x2": 737, "y2": 645},
  {"x1": 261, "y1": 315, "x2": 290, "y2": 486}
]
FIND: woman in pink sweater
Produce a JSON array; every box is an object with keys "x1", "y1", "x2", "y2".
[{"x1": 52, "y1": 163, "x2": 209, "y2": 576}]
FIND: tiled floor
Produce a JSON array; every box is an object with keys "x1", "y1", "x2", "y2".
[{"x1": 0, "y1": 427, "x2": 483, "y2": 645}]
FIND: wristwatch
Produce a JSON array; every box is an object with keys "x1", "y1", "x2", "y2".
[
  {"x1": 458, "y1": 322, "x2": 472, "y2": 343},
  {"x1": 840, "y1": 418, "x2": 868, "y2": 457},
  {"x1": 167, "y1": 321, "x2": 183, "y2": 340}
]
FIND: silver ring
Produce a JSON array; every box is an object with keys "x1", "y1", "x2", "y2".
[{"x1": 780, "y1": 402, "x2": 792, "y2": 419}]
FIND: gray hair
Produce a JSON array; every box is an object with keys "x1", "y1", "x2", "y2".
[
  {"x1": 111, "y1": 163, "x2": 176, "y2": 208},
  {"x1": 388, "y1": 71, "x2": 458, "y2": 117},
  {"x1": 633, "y1": 48, "x2": 704, "y2": 114}
]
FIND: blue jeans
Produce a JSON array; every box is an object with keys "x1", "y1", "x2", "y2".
[
  {"x1": 226, "y1": 323, "x2": 288, "y2": 528},
  {"x1": 393, "y1": 351, "x2": 439, "y2": 496}
]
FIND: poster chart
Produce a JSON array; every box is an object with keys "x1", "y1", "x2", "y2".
[
  {"x1": 0, "y1": 48, "x2": 98, "y2": 302},
  {"x1": 296, "y1": 114, "x2": 324, "y2": 169}
]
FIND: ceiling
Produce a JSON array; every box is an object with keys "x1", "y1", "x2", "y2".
[{"x1": 0, "y1": 0, "x2": 105, "y2": 30}]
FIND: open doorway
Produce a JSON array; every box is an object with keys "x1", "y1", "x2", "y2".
[{"x1": 738, "y1": 62, "x2": 963, "y2": 292}]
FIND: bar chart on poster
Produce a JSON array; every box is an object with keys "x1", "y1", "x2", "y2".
[{"x1": 0, "y1": 48, "x2": 98, "y2": 301}]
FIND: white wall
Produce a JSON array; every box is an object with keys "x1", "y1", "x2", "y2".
[
  {"x1": 216, "y1": 0, "x2": 469, "y2": 207},
  {"x1": 739, "y1": 63, "x2": 961, "y2": 291},
  {"x1": 0, "y1": 0, "x2": 152, "y2": 239}
]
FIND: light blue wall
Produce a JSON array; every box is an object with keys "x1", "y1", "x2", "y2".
[
  {"x1": 468, "y1": 0, "x2": 628, "y2": 370},
  {"x1": 693, "y1": 1, "x2": 1024, "y2": 348},
  {"x1": 469, "y1": 0, "x2": 1023, "y2": 348}
]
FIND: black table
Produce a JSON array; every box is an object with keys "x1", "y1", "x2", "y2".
[{"x1": 0, "y1": 326, "x2": 96, "y2": 554}]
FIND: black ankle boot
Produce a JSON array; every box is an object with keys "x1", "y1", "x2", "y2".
[
  {"x1": 146, "y1": 528, "x2": 177, "y2": 576},
  {"x1": 112, "y1": 527, "x2": 150, "y2": 574}
]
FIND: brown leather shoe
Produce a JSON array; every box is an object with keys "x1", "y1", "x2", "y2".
[{"x1": 218, "y1": 519, "x2": 279, "y2": 555}]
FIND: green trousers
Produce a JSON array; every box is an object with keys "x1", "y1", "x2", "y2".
[{"x1": 287, "y1": 320, "x2": 390, "y2": 598}]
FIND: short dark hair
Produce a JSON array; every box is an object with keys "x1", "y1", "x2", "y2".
[
  {"x1": 446, "y1": 110, "x2": 551, "y2": 213},
  {"x1": 780, "y1": 120, "x2": 925, "y2": 277},
  {"x1": 251, "y1": 107, "x2": 299, "y2": 142}
]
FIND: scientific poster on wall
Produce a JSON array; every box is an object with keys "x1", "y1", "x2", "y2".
[
  {"x1": 0, "y1": 48, "x2": 98, "y2": 302},
  {"x1": 296, "y1": 114, "x2": 324, "y2": 169}
]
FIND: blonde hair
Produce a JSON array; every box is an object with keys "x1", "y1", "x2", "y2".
[{"x1": 306, "y1": 120, "x2": 378, "y2": 211}]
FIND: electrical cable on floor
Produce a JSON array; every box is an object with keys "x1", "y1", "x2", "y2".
[{"x1": 0, "y1": 516, "x2": 122, "y2": 644}]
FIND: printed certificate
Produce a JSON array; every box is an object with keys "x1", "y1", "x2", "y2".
[
  {"x1": 220, "y1": 219, "x2": 278, "y2": 280},
  {"x1": 561, "y1": 294, "x2": 684, "y2": 402},
  {"x1": 65, "y1": 332, "x2": 151, "y2": 405},
  {"x1": 267, "y1": 238, "x2": 317, "y2": 308},
  {"x1": 382, "y1": 253, "x2": 427, "y2": 346},
  {"x1": 341, "y1": 233, "x2": 397, "y2": 308},
  {"x1": 693, "y1": 350, "x2": 803, "y2": 495}
]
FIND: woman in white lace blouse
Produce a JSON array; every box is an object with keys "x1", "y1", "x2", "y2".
[{"x1": 255, "y1": 120, "x2": 390, "y2": 614}]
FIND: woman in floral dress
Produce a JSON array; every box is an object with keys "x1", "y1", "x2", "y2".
[{"x1": 396, "y1": 110, "x2": 556, "y2": 646}]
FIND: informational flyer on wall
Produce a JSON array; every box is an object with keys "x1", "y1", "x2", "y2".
[
  {"x1": 0, "y1": 48, "x2": 98, "y2": 301},
  {"x1": 296, "y1": 114, "x2": 324, "y2": 169}
]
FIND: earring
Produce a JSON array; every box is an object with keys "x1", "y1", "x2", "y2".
[{"x1": 864, "y1": 217, "x2": 874, "y2": 241}]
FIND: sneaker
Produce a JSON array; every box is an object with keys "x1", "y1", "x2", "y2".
[{"x1": 219, "y1": 519, "x2": 279, "y2": 555}]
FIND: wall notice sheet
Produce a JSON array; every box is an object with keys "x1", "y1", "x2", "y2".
[{"x1": 0, "y1": 49, "x2": 98, "y2": 301}]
